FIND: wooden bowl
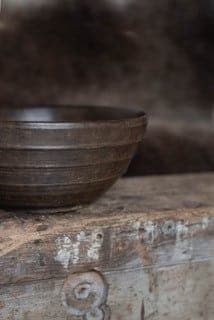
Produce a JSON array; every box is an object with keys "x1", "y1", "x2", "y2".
[{"x1": 0, "y1": 105, "x2": 147, "y2": 208}]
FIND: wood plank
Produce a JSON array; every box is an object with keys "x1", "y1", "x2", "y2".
[
  {"x1": 0, "y1": 261, "x2": 213, "y2": 320},
  {"x1": 0, "y1": 174, "x2": 213, "y2": 319},
  {"x1": 0, "y1": 173, "x2": 213, "y2": 285}
]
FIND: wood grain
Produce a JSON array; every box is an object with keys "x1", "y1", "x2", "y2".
[{"x1": 0, "y1": 173, "x2": 213, "y2": 319}]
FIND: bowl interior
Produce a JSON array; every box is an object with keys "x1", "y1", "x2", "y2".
[{"x1": 0, "y1": 105, "x2": 145, "y2": 123}]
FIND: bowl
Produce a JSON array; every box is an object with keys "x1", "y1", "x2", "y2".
[{"x1": 0, "y1": 105, "x2": 147, "y2": 208}]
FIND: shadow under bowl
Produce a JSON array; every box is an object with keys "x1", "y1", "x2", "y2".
[{"x1": 0, "y1": 105, "x2": 147, "y2": 209}]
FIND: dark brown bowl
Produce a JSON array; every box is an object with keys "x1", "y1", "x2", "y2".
[{"x1": 0, "y1": 105, "x2": 147, "y2": 208}]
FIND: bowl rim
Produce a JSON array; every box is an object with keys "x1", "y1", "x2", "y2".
[{"x1": 0, "y1": 105, "x2": 147, "y2": 128}]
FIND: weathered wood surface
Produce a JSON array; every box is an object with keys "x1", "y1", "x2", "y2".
[{"x1": 0, "y1": 173, "x2": 213, "y2": 320}]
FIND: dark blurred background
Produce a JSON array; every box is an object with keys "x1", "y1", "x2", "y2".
[{"x1": 1, "y1": 0, "x2": 214, "y2": 175}]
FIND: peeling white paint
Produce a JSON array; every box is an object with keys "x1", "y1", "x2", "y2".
[
  {"x1": 141, "y1": 218, "x2": 211, "y2": 246},
  {"x1": 87, "y1": 229, "x2": 104, "y2": 261},
  {"x1": 168, "y1": 221, "x2": 192, "y2": 262},
  {"x1": 176, "y1": 221, "x2": 189, "y2": 240},
  {"x1": 166, "y1": 221, "x2": 192, "y2": 262},
  {"x1": 143, "y1": 221, "x2": 159, "y2": 243},
  {"x1": 77, "y1": 231, "x2": 87, "y2": 242},
  {"x1": 129, "y1": 221, "x2": 141, "y2": 240},
  {"x1": 202, "y1": 217, "x2": 210, "y2": 230},
  {"x1": 138, "y1": 217, "x2": 213, "y2": 266},
  {"x1": 55, "y1": 230, "x2": 104, "y2": 269},
  {"x1": 162, "y1": 220, "x2": 176, "y2": 237},
  {"x1": 141, "y1": 220, "x2": 193, "y2": 263},
  {"x1": 55, "y1": 235, "x2": 79, "y2": 269}
]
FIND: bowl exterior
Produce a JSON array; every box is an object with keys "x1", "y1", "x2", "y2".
[{"x1": 0, "y1": 115, "x2": 147, "y2": 208}]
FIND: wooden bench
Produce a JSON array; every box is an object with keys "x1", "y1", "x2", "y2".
[{"x1": 0, "y1": 173, "x2": 213, "y2": 319}]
